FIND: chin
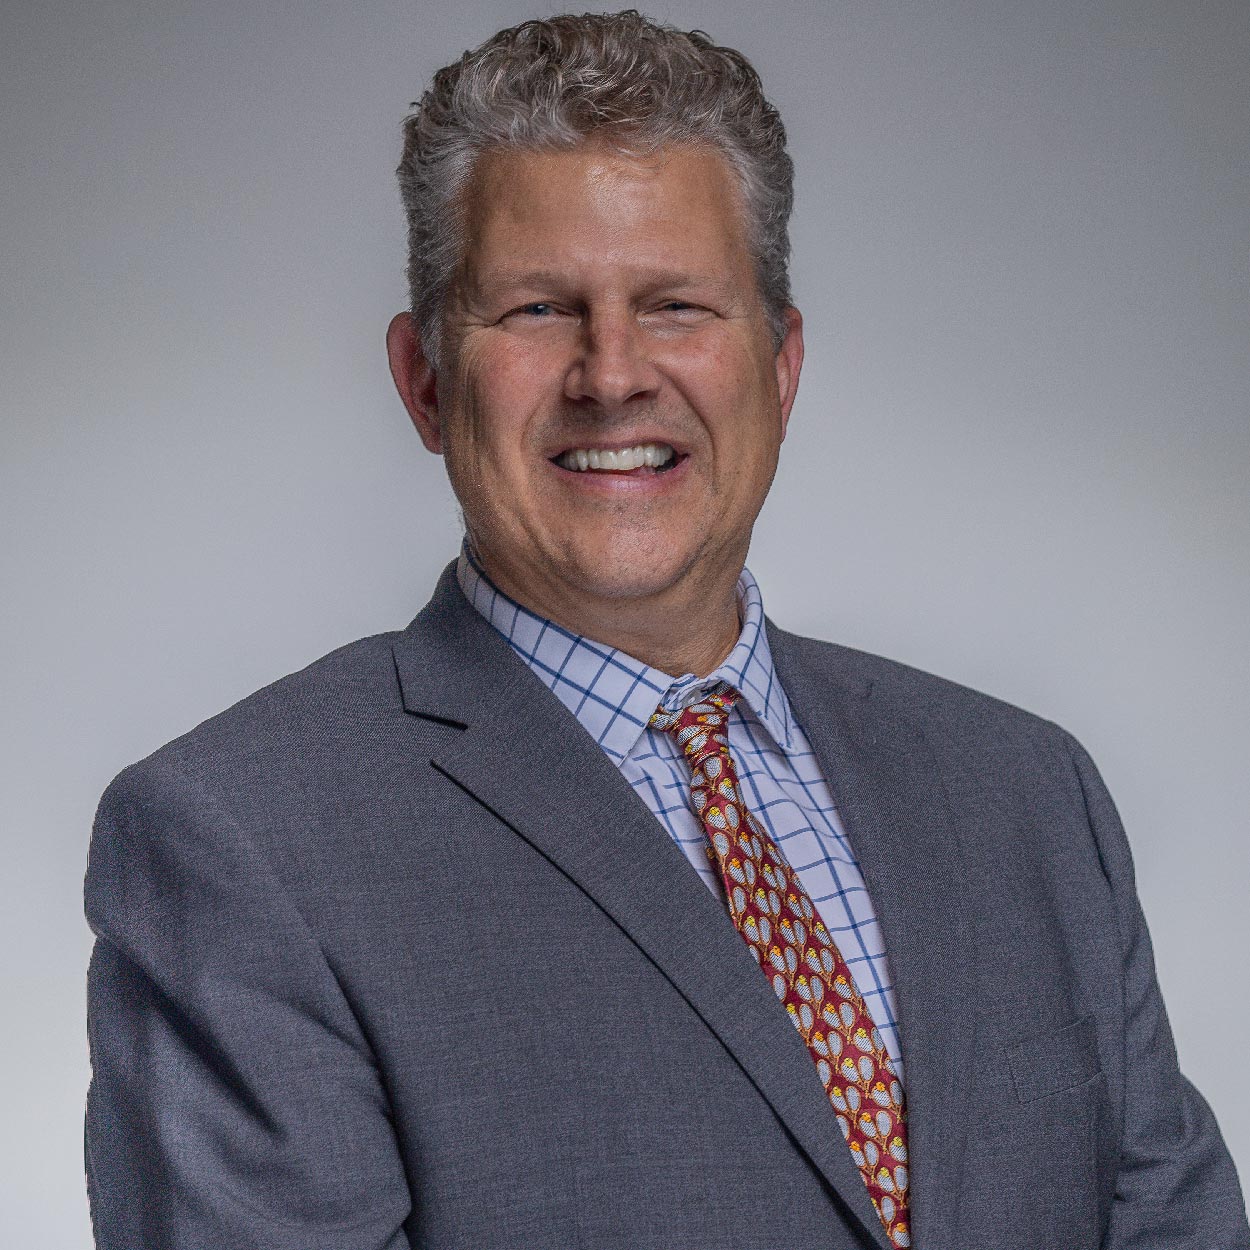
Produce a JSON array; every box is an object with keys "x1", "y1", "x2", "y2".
[{"x1": 555, "y1": 538, "x2": 700, "y2": 605}]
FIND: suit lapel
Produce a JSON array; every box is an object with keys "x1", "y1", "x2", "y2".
[
  {"x1": 394, "y1": 567, "x2": 894, "y2": 1250},
  {"x1": 767, "y1": 622, "x2": 978, "y2": 1250}
]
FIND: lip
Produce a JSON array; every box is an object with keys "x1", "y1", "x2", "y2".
[
  {"x1": 544, "y1": 434, "x2": 692, "y2": 460},
  {"x1": 546, "y1": 450, "x2": 692, "y2": 492}
]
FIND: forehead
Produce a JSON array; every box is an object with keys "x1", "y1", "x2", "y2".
[{"x1": 455, "y1": 140, "x2": 753, "y2": 290}]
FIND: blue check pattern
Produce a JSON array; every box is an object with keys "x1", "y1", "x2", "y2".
[{"x1": 457, "y1": 550, "x2": 904, "y2": 1078}]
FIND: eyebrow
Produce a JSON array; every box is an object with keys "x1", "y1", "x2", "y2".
[{"x1": 471, "y1": 267, "x2": 740, "y2": 299}]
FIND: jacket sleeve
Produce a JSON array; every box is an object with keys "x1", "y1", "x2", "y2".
[
  {"x1": 1063, "y1": 733, "x2": 1249, "y2": 1248},
  {"x1": 84, "y1": 757, "x2": 415, "y2": 1250}
]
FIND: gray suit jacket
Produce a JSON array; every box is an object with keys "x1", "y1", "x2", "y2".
[{"x1": 85, "y1": 563, "x2": 1248, "y2": 1249}]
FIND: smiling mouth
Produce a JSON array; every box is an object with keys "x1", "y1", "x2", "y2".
[{"x1": 552, "y1": 442, "x2": 681, "y2": 473}]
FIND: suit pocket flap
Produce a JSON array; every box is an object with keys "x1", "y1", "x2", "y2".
[{"x1": 1007, "y1": 1014, "x2": 1102, "y2": 1104}]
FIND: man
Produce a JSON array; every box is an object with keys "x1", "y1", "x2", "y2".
[{"x1": 85, "y1": 11, "x2": 1247, "y2": 1249}]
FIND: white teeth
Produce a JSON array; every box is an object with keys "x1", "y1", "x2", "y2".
[{"x1": 556, "y1": 443, "x2": 676, "y2": 472}]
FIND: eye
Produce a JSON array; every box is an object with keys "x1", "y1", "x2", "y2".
[
  {"x1": 505, "y1": 302, "x2": 558, "y2": 320},
  {"x1": 645, "y1": 300, "x2": 712, "y2": 325},
  {"x1": 496, "y1": 301, "x2": 572, "y2": 328}
]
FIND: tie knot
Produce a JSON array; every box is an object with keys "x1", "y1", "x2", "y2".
[{"x1": 649, "y1": 682, "x2": 740, "y2": 761}]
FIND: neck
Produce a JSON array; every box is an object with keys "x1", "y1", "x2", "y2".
[{"x1": 474, "y1": 555, "x2": 744, "y2": 678}]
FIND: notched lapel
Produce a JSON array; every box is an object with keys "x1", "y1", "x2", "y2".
[
  {"x1": 391, "y1": 567, "x2": 895, "y2": 1250},
  {"x1": 768, "y1": 621, "x2": 979, "y2": 1250}
]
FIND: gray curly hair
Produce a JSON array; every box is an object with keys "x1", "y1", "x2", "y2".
[{"x1": 397, "y1": 9, "x2": 794, "y2": 366}]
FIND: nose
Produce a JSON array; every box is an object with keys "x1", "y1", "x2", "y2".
[{"x1": 563, "y1": 307, "x2": 658, "y2": 409}]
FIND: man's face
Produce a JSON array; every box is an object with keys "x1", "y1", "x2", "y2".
[{"x1": 393, "y1": 139, "x2": 803, "y2": 623}]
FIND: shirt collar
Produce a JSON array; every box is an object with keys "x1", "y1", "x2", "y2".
[{"x1": 455, "y1": 546, "x2": 795, "y2": 761}]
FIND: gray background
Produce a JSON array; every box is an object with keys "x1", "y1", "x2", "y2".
[{"x1": 3, "y1": 0, "x2": 1247, "y2": 1243}]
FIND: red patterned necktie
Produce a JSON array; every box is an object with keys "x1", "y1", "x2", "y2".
[{"x1": 651, "y1": 682, "x2": 911, "y2": 1248}]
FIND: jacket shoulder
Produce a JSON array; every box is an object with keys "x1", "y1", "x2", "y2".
[
  {"x1": 101, "y1": 629, "x2": 409, "y2": 805},
  {"x1": 768, "y1": 623, "x2": 1070, "y2": 748}
]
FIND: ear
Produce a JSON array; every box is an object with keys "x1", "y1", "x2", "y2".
[
  {"x1": 773, "y1": 306, "x2": 805, "y2": 441},
  {"x1": 386, "y1": 312, "x2": 443, "y2": 453}
]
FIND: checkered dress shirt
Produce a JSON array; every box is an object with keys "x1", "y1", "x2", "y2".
[{"x1": 456, "y1": 551, "x2": 904, "y2": 1078}]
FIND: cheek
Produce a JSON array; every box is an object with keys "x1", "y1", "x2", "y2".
[
  {"x1": 445, "y1": 363, "x2": 522, "y2": 469},
  {"x1": 658, "y1": 326, "x2": 780, "y2": 418},
  {"x1": 441, "y1": 353, "x2": 570, "y2": 530}
]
